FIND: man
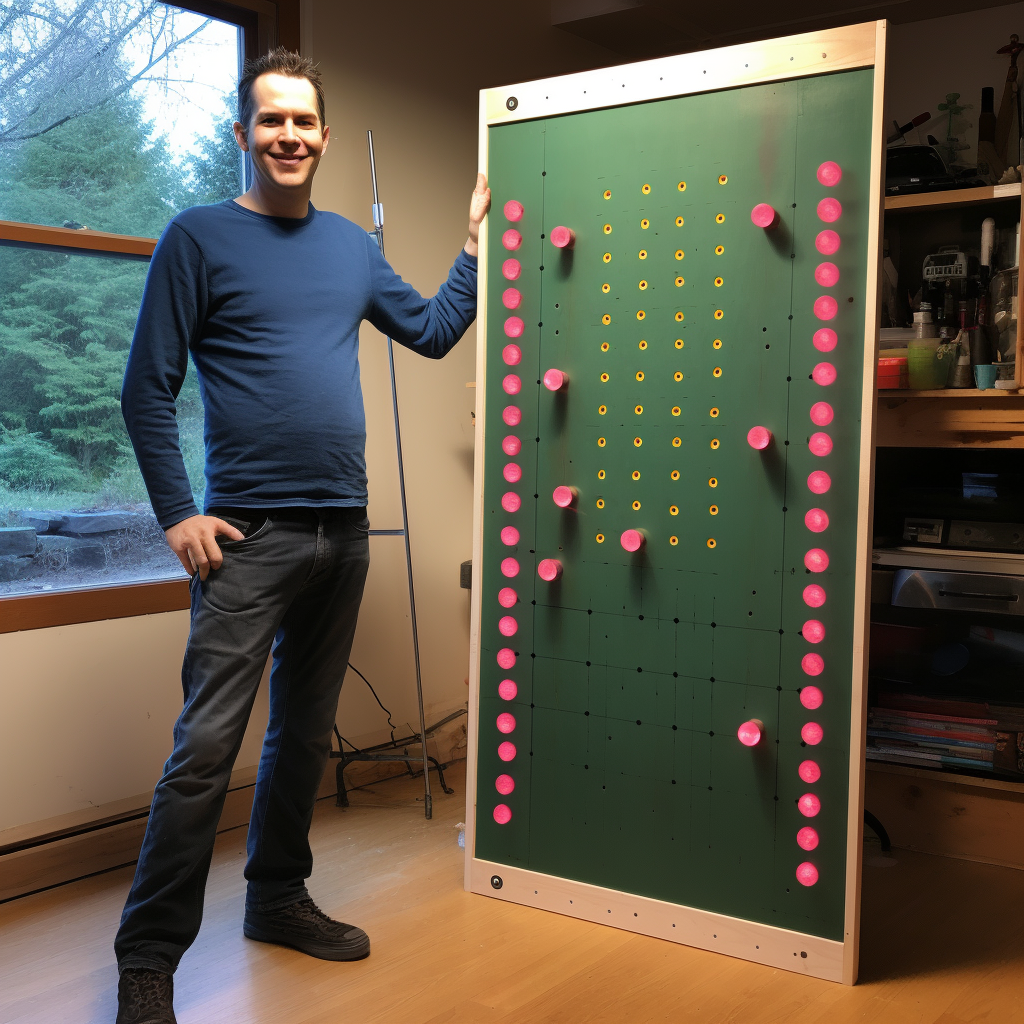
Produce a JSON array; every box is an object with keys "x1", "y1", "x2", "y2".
[{"x1": 115, "y1": 47, "x2": 488, "y2": 1024}]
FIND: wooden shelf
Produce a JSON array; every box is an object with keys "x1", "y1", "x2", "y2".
[
  {"x1": 878, "y1": 388, "x2": 1022, "y2": 398},
  {"x1": 866, "y1": 759, "x2": 1024, "y2": 794},
  {"x1": 885, "y1": 182, "x2": 1022, "y2": 212},
  {"x1": 875, "y1": 390, "x2": 1024, "y2": 447}
]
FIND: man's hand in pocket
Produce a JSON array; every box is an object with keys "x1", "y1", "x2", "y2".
[{"x1": 165, "y1": 515, "x2": 245, "y2": 579}]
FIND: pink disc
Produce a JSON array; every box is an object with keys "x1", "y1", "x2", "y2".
[
  {"x1": 816, "y1": 230, "x2": 840, "y2": 255},
  {"x1": 809, "y1": 401, "x2": 834, "y2": 426},
  {"x1": 798, "y1": 759, "x2": 821, "y2": 783},
  {"x1": 817, "y1": 197, "x2": 842, "y2": 223},
  {"x1": 498, "y1": 587, "x2": 518, "y2": 608},
  {"x1": 796, "y1": 861, "x2": 819, "y2": 886},
  {"x1": 497, "y1": 648, "x2": 516, "y2": 669},
  {"x1": 543, "y1": 368, "x2": 568, "y2": 392},
  {"x1": 502, "y1": 405, "x2": 522, "y2": 427},
  {"x1": 503, "y1": 463, "x2": 522, "y2": 483},
  {"x1": 493, "y1": 803, "x2": 512, "y2": 824},
  {"x1": 498, "y1": 678, "x2": 518, "y2": 700},
  {"x1": 496, "y1": 773, "x2": 515, "y2": 795},
  {"x1": 504, "y1": 316, "x2": 525, "y2": 338},
  {"x1": 496, "y1": 711, "x2": 516, "y2": 734},
  {"x1": 502, "y1": 374, "x2": 521, "y2": 395},
  {"x1": 620, "y1": 529, "x2": 645, "y2": 553},
  {"x1": 549, "y1": 225, "x2": 576, "y2": 249},
  {"x1": 737, "y1": 719, "x2": 763, "y2": 746},
  {"x1": 798, "y1": 792, "x2": 821, "y2": 817},
  {"x1": 817, "y1": 161, "x2": 842, "y2": 186},
  {"x1": 500, "y1": 557, "x2": 519, "y2": 578},
  {"x1": 803, "y1": 620, "x2": 826, "y2": 644},
  {"x1": 747, "y1": 426, "x2": 773, "y2": 450},
  {"x1": 502, "y1": 344, "x2": 522, "y2": 367},
  {"x1": 807, "y1": 470, "x2": 831, "y2": 495},
  {"x1": 804, "y1": 548, "x2": 829, "y2": 573},
  {"x1": 504, "y1": 200, "x2": 524, "y2": 222},
  {"x1": 502, "y1": 435, "x2": 522, "y2": 457},
  {"x1": 804, "y1": 508, "x2": 829, "y2": 534},
  {"x1": 812, "y1": 362, "x2": 837, "y2": 386},
  {"x1": 803, "y1": 583, "x2": 826, "y2": 608},
  {"x1": 537, "y1": 558, "x2": 563, "y2": 582},
  {"x1": 502, "y1": 229, "x2": 522, "y2": 251},
  {"x1": 801, "y1": 685, "x2": 824, "y2": 709},
  {"x1": 502, "y1": 258, "x2": 522, "y2": 281},
  {"x1": 813, "y1": 328, "x2": 837, "y2": 352},
  {"x1": 797, "y1": 827, "x2": 819, "y2": 852},
  {"x1": 502, "y1": 288, "x2": 522, "y2": 311},
  {"x1": 553, "y1": 485, "x2": 576, "y2": 508},
  {"x1": 813, "y1": 295, "x2": 838, "y2": 321},
  {"x1": 802, "y1": 652, "x2": 824, "y2": 676},
  {"x1": 751, "y1": 203, "x2": 778, "y2": 228},
  {"x1": 809, "y1": 432, "x2": 833, "y2": 457},
  {"x1": 814, "y1": 262, "x2": 840, "y2": 288},
  {"x1": 500, "y1": 525, "x2": 520, "y2": 546},
  {"x1": 801, "y1": 721, "x2": 824, "y2": 745},
  {"x1": 501, "y1": 492, "x2": 521, "y2": 513},
  {"x1": 498, "y1": 615, "x2": 518, "y2": 637},
  {"x1": 497, "y1": 741, "x2": 516, "y2": 761}
]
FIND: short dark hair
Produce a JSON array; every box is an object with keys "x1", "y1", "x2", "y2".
[{"x1": 238, "y1": 47, "x2": 326, "y2": 132}]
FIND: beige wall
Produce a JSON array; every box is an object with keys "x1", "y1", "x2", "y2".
[
  {"x1": 0, "y1": 612, "x2": 270, "y2": 833},
  {"x1": 0, "y1": 2, "x2": 613, "y2": 836}
]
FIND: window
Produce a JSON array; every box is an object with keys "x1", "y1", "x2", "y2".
[{"x1": 0, "y1": 1, "x2": 293, "y2": 627}]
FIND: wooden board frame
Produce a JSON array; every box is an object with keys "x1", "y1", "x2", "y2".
[{"x1": 465, "y1": 21, "x2": 887, "y2": 986}]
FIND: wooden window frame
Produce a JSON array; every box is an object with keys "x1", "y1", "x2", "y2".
[{"x1": 0, "y1": 0, "x2": 298, "y2": 634}]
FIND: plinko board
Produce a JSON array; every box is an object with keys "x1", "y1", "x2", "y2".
[{"x1": 466, "y1": 22, "x2": 885, "y2": 984}]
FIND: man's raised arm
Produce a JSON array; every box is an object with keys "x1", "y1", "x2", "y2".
[{"x1": 365, "y1": 173, "x2": 490, "y2": 357}]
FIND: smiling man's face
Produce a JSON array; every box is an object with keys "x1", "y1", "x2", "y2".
[{"x1": 234, "y1": 72, "x2": 328, "y2": 197}]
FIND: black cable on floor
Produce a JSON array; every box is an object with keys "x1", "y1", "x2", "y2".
[{"x1": 347, "y1": 661, "x2": 398, "y2": 745}]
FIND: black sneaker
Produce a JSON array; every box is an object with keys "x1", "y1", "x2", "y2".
[
  {"x1": 243, "y1": 896, "x2": 370, "y2": 961},
  {"x1": 115, "y1": 968, "x2": 176, "y2": 1024}
]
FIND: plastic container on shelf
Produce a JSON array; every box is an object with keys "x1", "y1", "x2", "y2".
[
  {"x1": 878, "y1": 327, "x2": 913, "y2": 367},
  {"x1": 913, "y1": 305, "x2": 937, "y2": 339},
  {"x1": 907, "y1": 339, "x2": 946, "y2": 389},
  {"x1": 878, "y1": 356, "x2": 908, "y2": 389}
]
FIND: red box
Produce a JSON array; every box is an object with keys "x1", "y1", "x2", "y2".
[{"x1": 878, "y1": 356, "x2": 908, "y2": 389}]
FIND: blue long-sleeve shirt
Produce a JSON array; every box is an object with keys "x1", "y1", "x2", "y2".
[{"x1": 121, "y1": 200, "x2": 477, "y2": 528}]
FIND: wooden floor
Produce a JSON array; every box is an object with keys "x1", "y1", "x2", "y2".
[{"x1": 1, "y1": 763, "x2": 1021, "y2": 1024}]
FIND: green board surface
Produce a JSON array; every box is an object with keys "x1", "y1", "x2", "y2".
[{"x1": 475, "y1": 69, "x2": 874, "y2": 941}]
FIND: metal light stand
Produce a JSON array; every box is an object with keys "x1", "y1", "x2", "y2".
[{"x1": 329, "y1": 130, "x2": 437, "y2": 819}]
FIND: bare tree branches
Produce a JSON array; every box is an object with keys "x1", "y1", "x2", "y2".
[{"x1": 0, "y1": 0, "x2": 213, "y2": 147}]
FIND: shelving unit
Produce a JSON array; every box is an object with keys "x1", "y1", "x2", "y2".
[
  {"x1": 877, "y1": 184, "x2": 1024, "y2": 447},
  {"x1": 880, "y1": 181, "x2": 1024, "y2": 389},
  {"x1": 869, "y1": 185, "x2": 1024, "y2": 806}
]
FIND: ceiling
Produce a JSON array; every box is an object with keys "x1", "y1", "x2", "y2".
[{"x1": 552, "y1": 0, "x2": 1023, "y2": 59}]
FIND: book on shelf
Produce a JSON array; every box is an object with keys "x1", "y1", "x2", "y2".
[
  {"x1": 866, "y1": 746, "x2": 996, "y2": 771},
  {"x1": 867, "y1": 692, "x2": 1024, "y2": 776}
]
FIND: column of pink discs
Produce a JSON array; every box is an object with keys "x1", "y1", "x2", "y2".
[
  {"x1": 493, "y1": 199, "x2": 529, "y2": 826},
  {"x1": 796, "y1": 160, "x2": 843, "y2": 886}
]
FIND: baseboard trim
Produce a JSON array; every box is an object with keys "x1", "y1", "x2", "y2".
[
  {"x1": 0, "y1": 773, "x2": 262, "y2": 903},
  {"x1": 0, "y1": 706, "x2": 469, "y2": 903}
]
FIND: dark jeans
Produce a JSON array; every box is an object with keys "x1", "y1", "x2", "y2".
[{"x1": 115, "y1": 507, "x2": 370, "y2": 975}]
